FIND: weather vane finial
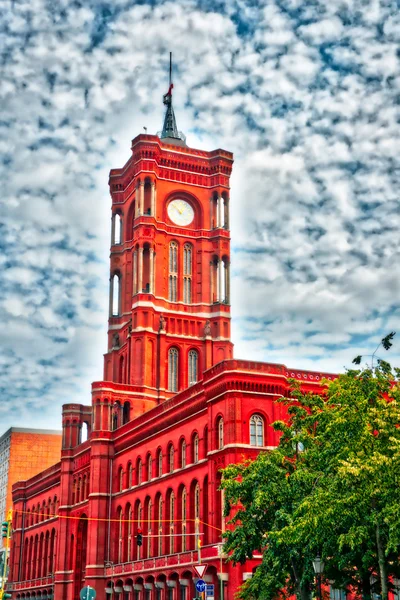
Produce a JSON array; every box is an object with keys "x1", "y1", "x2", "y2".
[{"x1": 160, "y1": 52, "x2": 185, "y2": 142}]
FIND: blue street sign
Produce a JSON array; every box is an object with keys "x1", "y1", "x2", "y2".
[
  {"x1": 80, "y1": 586, "x2": 96, "y2": 600},
  {"x1": 206, "y1": 584, "x2": 214, "y2": 597},
  {"x1": 196, "y1": 579, "x2": 206, "y2": 593}
]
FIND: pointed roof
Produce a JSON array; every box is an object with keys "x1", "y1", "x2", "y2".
[{"x1": 159, "y1": 53, "x2": 186, "y2": 145}]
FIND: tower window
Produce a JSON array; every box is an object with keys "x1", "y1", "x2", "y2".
[
  {"x1": 111, "y1": 273, "x2": 121, "y2": 316},
  {"x1": 183, "y1": 244, "x2": 192, "y2": 303},
  {"x1": 168, "y1": 444, "x2": 174, "y2": 473},
  {"x1": 188, "y1": 349, "x2": 198, "y2": 385},
  {"x1": 217, "y1": 417, "x2": 224, "y2": 449},
  {"x1": 169, "y1": 241, "x2": 178, "y2": 302},
  {"x1": 250, "y1": 414, "x2": 264, "y2": 446},
  {"x1": 168, "y1": 347, "x2": 179, "y2": 392},
  {"x1": 113, "y1": 213, "x2": 122, "y2": 245}
]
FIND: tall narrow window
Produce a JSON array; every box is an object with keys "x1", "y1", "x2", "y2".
[
  {"x1": 168, "y1": 347, "x2": 179, "y2": 392},
  {"x1": 128, "y1": 463, "x2": 133, "y2": 488},
  {"x1": 194, "y1": 483, "x2": 200, "y2": 548},
  {"x1": 182, "y1": 488, "x2": 187, "y2": 552},
  {"x1": 169, "y1": 241, "x2": 178, "y2": 301},
  {"x1": 188, "y1": 350, "x2": 198, "y2": 385},
  {"x1": 113, "y1": 213, "x2": 122, "y2": 245},
  {"x1": 137, "y1": 458, "x2": 142, "y2": 485},
  {"x1": 194, "y1": 434, "x2": 199, "y2": 464},
  {"x1": 183, "y1": 244, "x2": 192, "y2": 304},
  {"x1": 147, "y1": 454, "x2": 153, "y2": 481},
  {"x1": 169, "y1": 493, "x2": 175, "y2": 555},
  {"x1": 158, "y1": 449, "x2": 163, "y2": 477},
  {"x1": 250, "y1": 414, "x2": 264, "y2": 446},
  {"x1": 181, "y1": 439, "x2": 186, "y2": 468},
  {"x1": 158, "y1": 498, "x2": 163, "y2": 556},
  {"x1": 137, "y1": 502, "x2": 143, "y2": 560},
  {"x1": 112, "y1": 273, "x2": 120, "y2": 316},
  {"x1": 147, "y1": 500, "x2": 152, "y2": 558},
  {"x1": 169, "y1": 444, "x2": 174, "y2": 473},
  {"x1": 127, "y1": 505, "x2": 133, "y2": 562},
  {"x1": 218, "y1": 417, "x2": 224, "y2": 449},
  {"x1": 117, "y1": 507, "x2": 123, "y2": 563}
]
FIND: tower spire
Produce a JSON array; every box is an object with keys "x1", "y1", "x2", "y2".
[{"x1": 160, "y1": 53, "x2": 186, "y2": 143}]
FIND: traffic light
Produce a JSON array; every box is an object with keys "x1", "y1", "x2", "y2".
[
  {"x1": 1, "y1": 521, "x2": 9, "y2": 539},
  {"x1": 3, "y1": 593, "x2": 12, "y2": 599},
  {"x1": 136, "y1": 528, "x2": 143, "y2": 547}
]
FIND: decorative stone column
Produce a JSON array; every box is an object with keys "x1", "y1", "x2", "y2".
[
  {"x1": 133, "y1": 250, "x2": 138, "y2": 294},
  {"x1": 138, "y1": 246, "x2": 143, "y2": 293},
  {"x1": 149, "y1": 248, "x2": 154, "y2": 294},
  {"x1": 151, "y1": 182, "x2": 156, "y2": 216}
]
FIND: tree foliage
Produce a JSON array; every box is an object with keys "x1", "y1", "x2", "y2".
[{"x1": 222, "y1": 337, "x2": 400, "y2": 600}]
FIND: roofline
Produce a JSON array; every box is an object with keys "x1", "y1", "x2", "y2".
[{"x1": 0, "y1": 427, "x2": 62, "y2": 444}]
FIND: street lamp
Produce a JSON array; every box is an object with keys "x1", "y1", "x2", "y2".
[
  {"x1": 213, "y1": 544, "x2": 225, "y2": 600},
  {"x1": 312, "y1": 554, "x2": 324, "y2": 600},
  {"x1": 105, "y1": 561, "x2": 114, "y2": 600}
]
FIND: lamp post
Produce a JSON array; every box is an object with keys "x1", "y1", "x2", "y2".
[
  {"x1": 105, "y1": 561, "x2": 114, "y2": 600},
  {"x1": 312, "y1": 554, "x2": 324, "y2": 600},
  {"x1": 212, "y1": 544, "x2": 224, "y2": 600}
]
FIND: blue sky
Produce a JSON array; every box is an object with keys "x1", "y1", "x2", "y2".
[{"x1": 1, "y1": 0, "x2": 400, "y2": 431}]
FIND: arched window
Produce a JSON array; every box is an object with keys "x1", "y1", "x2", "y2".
[
  {"x1": 250, "y1": 414, "x2": 264, "y2": 446},
  {"x1": 157, "y1": 497, "x2": 163, "y2": 556},
  {"x1": 136, "y1": 501, "x2": 143, "y2": 560},
  {"x1": 128, "y1": 463, "x2": 133, "y2": 488},
  {"x1": 146, "y1": 499, "x2": 152, "y2": 558},
  {"x1": 157, "y1": 449, "x2": 163, "y2": 477},
  {"x1": 113, "y1": 213, "x2": 122, "y2": 245},
  {"x1": 194, "y1": 483, "x2": 201, "y2": 548},
  {"x1": 117, "y1": 507, "x2": 123, "y2": 563},
  {"x1": 123, "y1": 401, "x2": 130, "y2": 424},
  {"x1": 168, "y1": 347, "x2": 179, "y2": 392},
  {"x1": 188, "y1": 349, "x2": 198, "y2": 385},
  {"x1": 180, "y1": 439, "x2": 186, "y2": 469},
  {"x1": 193, "y1": 434, "x2": 199, "y2": 464},
  {"x1": 147, "y1": 454, "x2": 152, "y2": 481},
  {"x1": 127, "y1": 504, "x2": 133, "y2": 562},
  {"x1": 169, "y1": 492, "x2": 175, "y2": 555},
  {"x1": 182, "y1": 488, "x2": 187, "y2": 552},
  {"x1": 168, "y1": 444, "x2": 174, "y2": 473},
  {"x1": 217, "y1": 417, "x2": 224, "y2": 449},
  {"x1": 137, "y1": 458, "x2": 142, "y2": 485},
  {"x1": 183, "y1": 244, "x2": 192, "y2": 304},
  {"x1": 118, "y1": 467, "x2": 124, "y2": 492},
  {"x1": 111, "y1": 273, "x2": 121, "y2": 316},
  {"x1": 169, "y1": 241, "x2": 178, "y2": 302}
]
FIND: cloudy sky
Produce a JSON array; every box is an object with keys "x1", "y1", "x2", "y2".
[{"x1": 1, "y1": 0, "x2": 400, "y2": 432}]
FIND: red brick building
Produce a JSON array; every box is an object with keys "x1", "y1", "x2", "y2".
[{"x1": 7, "y1": 82, "x2": 334, "y2": 600}]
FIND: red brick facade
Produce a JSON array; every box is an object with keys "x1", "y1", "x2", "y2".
[{"x1": 8, "y1": 129, "x2": 335, "y2": 600}]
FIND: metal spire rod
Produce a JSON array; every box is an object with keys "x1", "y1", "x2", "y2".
[{"x1": 159, "y1": 51, "x2": 186, "y2": 143}]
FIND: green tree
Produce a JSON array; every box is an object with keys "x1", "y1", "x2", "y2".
[{"x1": 222, "y1": 335, "x2": 400, "y2": 600}]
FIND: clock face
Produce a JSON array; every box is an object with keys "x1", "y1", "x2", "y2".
[{"x1": 167, "y1": 199, "x2": 194, "y2": 226}]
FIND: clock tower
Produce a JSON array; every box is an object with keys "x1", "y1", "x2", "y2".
[{"x1": 104, "y1": 68, "x2": 233, "y2": 416}]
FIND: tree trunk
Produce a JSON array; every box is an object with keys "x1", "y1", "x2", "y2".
[
  {"x1": 376, "y1": 521, "x2": 388, "y2": 600},
  {"x1": 291, "y1": 558, "x2": 311, "y2": 600}
]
